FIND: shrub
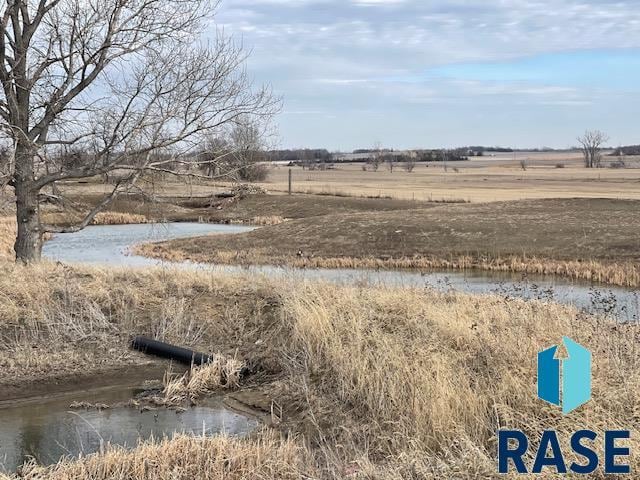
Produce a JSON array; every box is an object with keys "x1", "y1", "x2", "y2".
[
  {"x1": 238, "y1": 163, "x2": 269, "y2": 182},
  {"x1": 609, "y1": 160, "x2": 626, "y2": 169}
]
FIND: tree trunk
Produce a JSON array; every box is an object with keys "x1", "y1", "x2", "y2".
[{"x1": 13, "y1": 145, "x2": 42, "y2": 263}]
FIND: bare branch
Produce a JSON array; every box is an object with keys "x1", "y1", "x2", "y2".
[{"x1": 0, "y1": 0, "x2": 279, "y2": 261}]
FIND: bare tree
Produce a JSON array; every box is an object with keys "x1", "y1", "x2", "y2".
[
  {"x1": 440, "y1": 149, "x2": 449, "y2": 172},
  {"x1": 403, "y1": 156, "x2": 416, "y2": 172},
  {"x1": 198, "y1": 135, "x2": 231, "y2": 178},
  {"x1": 385, "y1": 152, "x2": 396, "y2": 173},
  {"x1": 578, "y1": 130, "x2": 609, "y2": 168},
  {"x1": 198, "y1": 119, "x2": 270, "y2": 181},
  {"x1": 228, "y1": 119, "x2": 269, "y2": 181},
  {"x1": 368, "y1": 141, "x2": 382, "y2": 172},
  {"x1": 0, "y1": 0, "x2": 279, "y2": 262}
]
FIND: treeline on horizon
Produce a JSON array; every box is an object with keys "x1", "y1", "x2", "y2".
[
  {"x1": 265, "y1": 144, "x2": 638, "y2": 163},
  {"x1": 267, "y1": 148, "x2": 470, "y2": 164},
  {"x1": 611, "y1": 145, "x2": 640, "y2": 156},
  {"x1": 267, "y1": 146, "x2": 586, "y2": 159}
]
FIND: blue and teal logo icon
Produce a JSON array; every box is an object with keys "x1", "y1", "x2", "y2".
[
  {"x1": 499, "y1": 338, "x2": 631, "y2": 474},
  {"x1": 537, "y1": 337, "x2": 591, "y2": 414}
]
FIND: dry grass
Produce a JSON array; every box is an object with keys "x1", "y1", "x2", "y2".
[
  {"x1": 2, "y1": 271, "x2": 639, "y2": 478},
  {"x1": 163, "y1": 357, "x2": 244, "y2": 404},
  {"x1": 258, "y1": 156, "x2": 640, "y2": 202},
  {"x1": 273, "y1": 283, "x2": 640, "y2": 476},
  {"x1": 40, "y1": 211, "x2": 148, "y2": 226},
  {"x1": 166, "y1": 193, "x2": 427, "y2": 223},
  {"x1": 137, "y1": 198, "x2": 640, "y2": 288},
  {"x1": 0, "y1": 262, "x2": 276, "y2": 394},
  {"x1": 138, "y1": 244, "x2": 640, "y2": 289},
  {"x1": 246, "y1": 215, "x2": 285, "y2": 226},
  {"x1": 92, "y1": 212, "x2": 148, "y2": 225},
  {"x1": 12, "y1": 432, "x2": 316, "y2": 479},
  {"x1": 1, "y1": 213, "x2": 638, "y2": 477}
]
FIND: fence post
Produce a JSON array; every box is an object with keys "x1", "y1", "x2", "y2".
[{"x1": 288, "y1": 168, "x2": 292, "y2": 195}]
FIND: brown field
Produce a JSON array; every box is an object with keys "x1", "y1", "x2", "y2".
[
  {"x1": 138, "y1": 197, "x2": 640, "y2": 287},
  {"x1": 256, "y1": 154, "x2": 640, "y2": 202},
  {"x1": 41, "y1": 152, "x2": 640, "y2": 207}
]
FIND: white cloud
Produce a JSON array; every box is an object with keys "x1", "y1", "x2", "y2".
[{"x1": 212, "y1": 0, "x2": 640, "y2": 148}]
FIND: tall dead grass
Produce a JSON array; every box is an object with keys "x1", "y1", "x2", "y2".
[
  {"x1": 0, "y1": 262, "x2": 273, "y2": 388},
  {"x1": 275, "y1": 283, "x2": 640, "y2": 476},
  {"x1": 13, "y1": 432, "x2": 316, "y2": 479},
  {"x1": 137, "y1": 242, "x2": 640, "y2": 289},
  {"x1": 1, "y1": 262, "x2": 639, "y2": 477},
  {"x1": 41, "y1": 211, "x2": 148, "y2": 226},
  {"x1": 163, "y1": 357, "x2": 244, "y2": 404},
  {"x1": 250, "y1": 215, "x2": 285, "y2": 226},
  {"x1": 92, "y1": 212, "x2": 148, "y2": 225}
]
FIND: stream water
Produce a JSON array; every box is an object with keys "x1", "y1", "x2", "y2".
[
  {"x1": 43, "y1": 222, "x2": 640, "y2": 322},
  {"x1": 0, "y1": 382, "x2": 257, "y2": 473}
]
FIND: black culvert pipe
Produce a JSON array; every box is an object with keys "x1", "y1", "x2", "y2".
[{"x1": 131, "y1": 336, "x2": 213, "y2": 365}]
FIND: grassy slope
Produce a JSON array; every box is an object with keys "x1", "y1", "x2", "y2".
[
  {"x1": 172, "y1": 192, "x2": 431, "y2": 221},
  {"x1": 1, "y1": 264, "x2": 640, "y2": 478},
  {"x1": 0, "y1": 263, "x2": 278, "y2": 400},
  {"x1": 140, "y1": 198, "x2": 640, "y2": 287},
  {"x1": 21, "y1": 192, "x2": 429, "y2": 227}
]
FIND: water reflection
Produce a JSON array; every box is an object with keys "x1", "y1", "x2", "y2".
[
  {"x1": 42, "y1": 223, "x2": 639, "y2": 321},
  {"x1": 0, "y1": 386, "x2": 256, "y2": 473}
]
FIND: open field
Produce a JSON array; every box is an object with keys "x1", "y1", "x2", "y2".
[
  {"x1": 256, "y1": 155, "x2": 640, "y2": 202},
  {"x1": 1, "y1": 160, "x2": 639, "y2": 476},
  {"x1": 1, "y1": 191, "x2": 640, "y2": 477},
  {"x1": 35, "y1": 151, "x2": 640, "y2": 208},
  {"x1": 0, "y1": 260, "x2": 639, "y2": 478},
  {"x1": 139, "y1": 197, "x2": 640, "y2": 287}
]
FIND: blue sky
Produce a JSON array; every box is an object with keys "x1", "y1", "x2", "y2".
[{"x1": 214, "y1": 0, "x2": 640, "y2": 150}]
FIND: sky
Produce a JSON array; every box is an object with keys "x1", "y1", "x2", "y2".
[{"x1": 213, "y1": 0, "x2": 640, "y2": 150}]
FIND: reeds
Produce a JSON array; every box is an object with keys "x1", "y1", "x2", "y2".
[
  {"x1": 14, "y1": 432, "x2": 315, "y2": 479},
  {"x1": 250, "y1": 215, "x2": 285, "y2": 226},
  {"x1": 41, "y1": 211, "x2": 148, "y2": 226},
  {"x1": 163, "y1": 356, "x2": 244, "y2": 404},
  {"x1": 91, "y1": 212, "x2": 148, "y2": 225},
  {"x1": 137, "y1": 242, "x2": 640, "y2": 288}
]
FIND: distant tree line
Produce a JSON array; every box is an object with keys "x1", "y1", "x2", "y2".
[
  {"x1": 468, "y1": 146, "x2": 514, "y2": 153},
  {"x1": 358, "y1": 149, "x2": 470, "y2": 164},
  {"x1": 267, "y1": 149, "x2": 333, "y2": 162},
  {"x1": 611, "y1": 145, "x2": 640, "y2": 156}
]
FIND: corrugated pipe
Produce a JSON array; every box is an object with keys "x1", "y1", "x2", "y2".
[{"x1": 131, "y1": 336, "x2": 213, "y2": 365}]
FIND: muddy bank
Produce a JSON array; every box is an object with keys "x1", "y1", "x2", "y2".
[{"x1": 0, "y1": 363, "x2": 174, "y2": 405}]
